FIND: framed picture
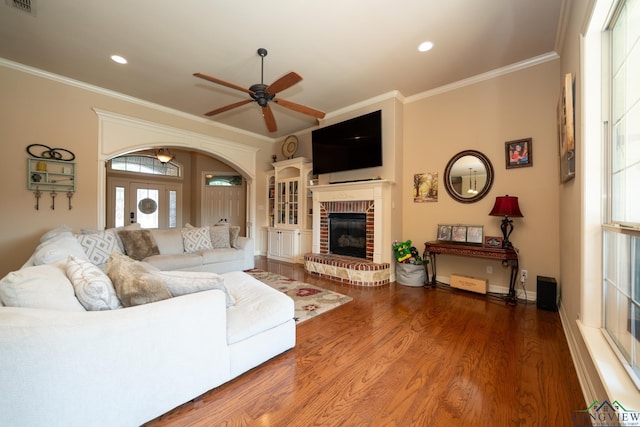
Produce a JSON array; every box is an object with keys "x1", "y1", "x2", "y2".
[
  {"x1": 505, "y1": 138, "x2": 532, "y2": 169},
  {"x1": 558, "y1": 73, "x2": 576, "y2": 182},
  {"x1": 451, "y1": 226, "x2": 467, "y2": 242},
  {"x1": 466, "y1": 226, "x2": 484, "y2": 244},
  {"x1": 437, "y1": 224, "x2": 452, "y2": 241},
  {"x1": 484, "y1": 236, "x2": 503, "y2": 249}
]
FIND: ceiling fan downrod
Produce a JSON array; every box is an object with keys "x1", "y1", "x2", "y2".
[{"x1": 251, "y1": 48, "x2": 272, "y2": 107}]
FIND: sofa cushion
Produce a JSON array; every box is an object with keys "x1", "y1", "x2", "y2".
[
  {"x1": 117, "y1": 230, "x2": 160, "y2": 261},
  {"x1": 32, "y1": 231, "x2": 88, "y2": 265},
  {"x1": 40, "y1": 224, "x2": 73, "y2": 243},
  {"x1": 200, "y1": 247, "x2": 244, "y2": 264},
  {"x1": 143, "y1": 253, "x2": 204, "y2": 271},
  {"x1": 222, "y1": 271, "x2": 295, "y2": 345},
  {"x1": 209, "y1": 225, "x2": 231, "y2": 249},
  {"x1": 0, "y1": 263, "x2": 86, "y2": 311},
  {"x1": 106, "y1": 253, "x2": 171, "y2": 307},
  {"x1": 147, "y1": 270, "x2": 235, "y2": 307},
  {"x1": 150, "y1": 228, "x2": 184, "y2": 255},
  {"x1": 75, "y1": 229, "x2": 123, "y2": 266},
  {"x1": 181, "y1": 227, "x2": 212, "y2": 253},
  {"x1": 66, "y1": 255, "x2": 122, "y2": 310}
]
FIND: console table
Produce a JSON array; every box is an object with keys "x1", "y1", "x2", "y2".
[{"x1": 423, "y1": 241, "x2": 519, "y2": 305}]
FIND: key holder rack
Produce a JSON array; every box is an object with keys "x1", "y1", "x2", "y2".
[{"x1": 26, "y1": 144, "x2": 76, "y2": 210}]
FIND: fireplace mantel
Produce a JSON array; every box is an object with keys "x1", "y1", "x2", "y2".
[{"x1": 310, "y1": 180, "x2": 395, "y2": 266}]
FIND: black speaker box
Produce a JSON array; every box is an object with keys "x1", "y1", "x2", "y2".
[{"x1": 537, "y1": 276, "x2": 558, "y2": 311}]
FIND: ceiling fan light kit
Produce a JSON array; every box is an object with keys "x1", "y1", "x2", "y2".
[{"x1": 194, "y1": 48, "x2": 325, "y2": 133}]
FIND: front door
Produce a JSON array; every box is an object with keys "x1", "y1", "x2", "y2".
[{"x1": 108, "y1": 178, "x2": 182, "y2": 229}]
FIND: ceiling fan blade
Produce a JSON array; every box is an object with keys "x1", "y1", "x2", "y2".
[
  {"x1": 194, "y1": 72, "x2": 254, "y2": 95},
  {"x1": 205, "y1": 99, "x2": 253, "y2": 116},
  {"x1": 262, "y1": 105, "x2": 277, "y2": 133},
  {"x1": 274, "y1": 98, "x2": 326, "y2": 119},
  {"x1": 266, "y1": 72, "x2": 303, "y2": 94}
]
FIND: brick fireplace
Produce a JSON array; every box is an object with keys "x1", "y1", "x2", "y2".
[{"x1": 305, "y1": 180, "x2": 395, "y2": 286}]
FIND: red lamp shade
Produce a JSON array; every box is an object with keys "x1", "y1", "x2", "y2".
[{"x1": 489, "y1": 195, "x2": 523, "y2": 218}]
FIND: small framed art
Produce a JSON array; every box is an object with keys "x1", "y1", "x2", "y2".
[
  {"x1": 505, "y1": 138, "x2": 532, "y2": 169},
  {"x1": 484, "y1": 236, "x2": 503, "y2": 249}
]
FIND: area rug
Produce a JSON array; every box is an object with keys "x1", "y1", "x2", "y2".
[{"x1": 244, "y1": 269, "x2": 353, "y2": 323}]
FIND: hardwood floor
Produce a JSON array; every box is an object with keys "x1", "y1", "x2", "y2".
[{"x1": 146, "y1": 257, "x2": 586, "y2": 427}]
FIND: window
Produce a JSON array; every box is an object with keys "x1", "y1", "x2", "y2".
[
  {"x1": 204, "y1": 174, "x2": 243, "y2": 186},
  {"x1": 110, "y1": 155, "x2": 180, "y2": 177},
  {"x1": 603, "y1": 0, "x2": 640, "y2": 387}
]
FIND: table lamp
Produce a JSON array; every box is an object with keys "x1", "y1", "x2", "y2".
[{"x1": 489, "y1": 195, "x2": 523, "y2": 249}]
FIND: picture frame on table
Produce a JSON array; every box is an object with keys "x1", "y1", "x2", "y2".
[
  {"x1": 451, "y1": 226, "x2": 467, "y2": 242},
  {"x1": 437, "y1": 224, "x2": 452, "y2": 241},
  {"x1": 484, "y1": 236, "x2": 503, "y2": 249},
  {"x1": 505, "y1": 138, "x2": 532, "y2": 169},
  {"x1": 466, "y1": 226, "x2": 484, "y2": 244}
]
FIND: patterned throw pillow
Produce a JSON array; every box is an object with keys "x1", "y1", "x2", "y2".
[
  {"x1": 210, "y1": 225, "x2": 231, "y2": 249},
  {"x1": 66, "y1": 255, "x2": 122, "y2": 310},
  {"x1": 181, "y1": 227, "x2": 213, "y2": 253},
  {"x1": 75, "y1": 229, "x2": 123, "y2": 266}
]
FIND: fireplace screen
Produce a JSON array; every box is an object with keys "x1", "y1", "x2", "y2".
[{"x1": 329, "y1": 213, "x2": 367, "y2": 258}]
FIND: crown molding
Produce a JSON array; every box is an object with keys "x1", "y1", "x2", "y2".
[
  {"x1": 0, "y1": 57, "x2": 274, "y2": 143},
  {"x1": 405, "y1": 52, "x2": 560, "y2": 104}
]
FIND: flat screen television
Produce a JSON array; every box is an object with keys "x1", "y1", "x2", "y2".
[{"x1": 311, "y1": 110, "x2": 382, "y2": 175}]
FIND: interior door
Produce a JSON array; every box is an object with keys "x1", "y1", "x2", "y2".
[{"x1": 202, "y1": 179, "x2": 246, "y2": 234}]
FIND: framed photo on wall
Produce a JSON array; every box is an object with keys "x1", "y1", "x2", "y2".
[{"x1": 505, "y1": 138, "x2": 532, "y2": 169}]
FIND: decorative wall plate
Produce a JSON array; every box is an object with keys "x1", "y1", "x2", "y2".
[
  {"x1": 138, "y1": 198, "x2": 158, "y2": 215},
  {"x1": 282, "y1": 135, "x2": 298, "y2": 158}
]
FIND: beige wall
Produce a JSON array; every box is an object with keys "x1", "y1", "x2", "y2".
[
  {"x1": 402, "y1": 60, "x2": 561, "y2": 291},
  {"x1": 0, "y1": 64, "x2": 275, "y2": 276}
]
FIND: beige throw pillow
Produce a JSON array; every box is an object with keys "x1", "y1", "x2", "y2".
[
  {"x1": 210, "y1": 225, "x2": 231, "y2": 248},
  {"x1": 106, "y1": 253, "x2": 171, "y2": 307}
]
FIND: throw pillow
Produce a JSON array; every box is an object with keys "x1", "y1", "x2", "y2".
[
  {"x1": 229, "y1": 225, "x2": 241, "y2": 248},
  {"x1": 209, "y1": 225, "x2": 231, "y2": 249},
  {"x1": 32, "y1": 231, "x2": 88, "y2": 266},
  {"x1": 39, "y1": 224, "x2": 73, "y2": 243},
  {"x1": 66, "y1": 255, "x2": 122, "y2": 310},
  {"x1": 117, "y1": 230, "x2": 160, "y2": 261},
  {"x1": 147, "y1": 270, "x2": 235, "y2": 307},
  {"x1": 0, "y1": 263, "x2": 86, "y2": 311},
  {"x1": 75, "y1": 229, "x2": 123, "y2": 266},
  {"x1": 181, "y1": 227, "x2": 212, "y2": 253},
  {"x1": 106, "y1": 253, "x2": 171, "y2": 307}
]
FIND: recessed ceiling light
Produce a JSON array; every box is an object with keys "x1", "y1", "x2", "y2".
[
  {"x1": 110, "y1": 55, "x2": 127, "y2": 64},
  {"x1": 418, "y1": 41, "x2": 434, "y2": 52}
]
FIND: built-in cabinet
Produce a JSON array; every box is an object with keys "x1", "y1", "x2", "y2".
[{"x1": 266, "y1": 157, "x2": 313, "y2": 263}]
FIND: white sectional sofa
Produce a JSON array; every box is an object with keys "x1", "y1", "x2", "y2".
[{"x1": 0, "y1": 226, "x2": 295, "y2": 426}]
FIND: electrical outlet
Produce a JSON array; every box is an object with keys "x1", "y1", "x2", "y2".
[
  {"x1": 486, "y1": 266, "x2": 493, "y2": 274},
  {"x1": 520, "y1": 269, "x2": 528, "y2": 283}
]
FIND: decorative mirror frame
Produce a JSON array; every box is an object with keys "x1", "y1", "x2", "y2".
[{"x1": 444, "y1": 150, "x2": 494, "y2": 203}]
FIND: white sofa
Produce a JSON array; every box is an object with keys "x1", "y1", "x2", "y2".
[{"x1": 0, "y1": 228, "x2": 295, "y2": 427}]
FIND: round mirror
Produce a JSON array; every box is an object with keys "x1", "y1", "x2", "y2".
[{"x1": 444, "y1": 150, "x2": 494, "y2": 203}]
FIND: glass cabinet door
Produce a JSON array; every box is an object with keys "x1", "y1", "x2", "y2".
[
  {"x1": 277, "y1": 181, "x2": 287, "y2": 225},
  {"x1": 288, "y1": 180, "x2": 299, "y2": 225}
]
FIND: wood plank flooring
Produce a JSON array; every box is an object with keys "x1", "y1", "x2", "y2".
[{"x1": 146, "y1": 257, "x2": 586, "y2": 427}]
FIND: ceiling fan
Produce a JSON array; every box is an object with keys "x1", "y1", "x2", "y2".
[{"x1": 194, "y1": 48, "x2": 325, "y2": 133}]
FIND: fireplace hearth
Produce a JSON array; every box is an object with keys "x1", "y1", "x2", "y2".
[{"x1": 329, "y1": 213, "x2": 367, "y2": 259}]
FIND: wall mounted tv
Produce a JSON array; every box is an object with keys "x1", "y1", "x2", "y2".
[{"x1": 311, "y1": 110, "x2": 382, "y2": 175}]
